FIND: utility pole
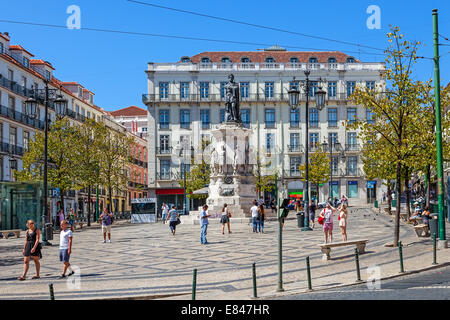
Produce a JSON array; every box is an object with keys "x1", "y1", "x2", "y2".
[{"x1": 432, "y1": 9, "x2": 447, "y2": 248}]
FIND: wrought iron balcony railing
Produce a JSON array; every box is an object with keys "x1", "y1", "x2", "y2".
[
  {"x1": 156, "y1": 147, "x2": 173, "y2": 155},
  {"x1": 287, "y1": 144, "x2": 304, "y2": 153}
]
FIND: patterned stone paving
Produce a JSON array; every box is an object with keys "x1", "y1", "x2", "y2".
[{"x1": 0, "y1": 207, "x2": 448, "y2": 300}]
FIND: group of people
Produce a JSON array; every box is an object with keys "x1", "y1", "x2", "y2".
[
  {"x1": 55, "y1": 208, "x2": 77, "y2": 231},
  {"x1": 250, "y1": 200, "x2": 266, "y2": 233},
  {"x1": 18, "y1": 207, "x2": 114, "y2": 281},
  {"x1": 409, "y1": 202, "x2": 431, "y2": 226},
  {"x1": 318, "y1": 202, "x2": 348, "y2": 243}
]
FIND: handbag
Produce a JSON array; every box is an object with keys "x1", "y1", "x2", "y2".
[
  {"x1": 318, "y1": 209, "x2": 325, "y2": 225},
  {"x1": 176, "y1": 217, "x2": 181, "y2": 225}
]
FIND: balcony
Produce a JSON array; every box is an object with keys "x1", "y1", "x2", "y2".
[
  {"x1": 343, "y1": 168, "x2": 363, "y2": 177},
  {"x1": 284, "y1": 170, "x2": 303, "y2": 178},
  {"x1": 156, "y1": 171, "x2": 181, "y2": 181},
  {"x1": 0, "y1": 104, "x2": 45, "y2": 130},
  {"x1": 156, "y1": 147, "x2": 173, "y2": 156},
  {"x1": 0, "y1": 142, "x2": 24, "y2": 156},
  {"x1": 287, "y1": 144, "x2": 304, "y2": 153},
  {"x1": 345, "y1": 144, "x2": 360, "y2": 152},
  {"x1": 128, "y1": 181, "x2": 148, "y2": 189}
]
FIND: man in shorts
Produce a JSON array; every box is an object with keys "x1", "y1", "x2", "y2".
[
  {"x1": 100, "y1": 208, "x2": 113, "y2": 243},
  {"x1": 58, "y1": 220, "x2": 74, "y2": 279}
]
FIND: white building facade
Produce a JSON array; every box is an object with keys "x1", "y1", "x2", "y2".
[{"x1": 143, "y1": 48, "x2": 386, "y2": 208}]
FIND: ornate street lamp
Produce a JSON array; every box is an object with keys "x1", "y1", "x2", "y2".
[
  {"x1": 54, "y1": 95, "x2": 68, "y2": 117},
  {"x1": 25, "y1": 97, "x2": 38, "y2": 120},
  {"x1": 288, "y1": 71, "x2": 327, "y2": 231}
]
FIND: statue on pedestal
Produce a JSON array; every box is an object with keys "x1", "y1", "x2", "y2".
[
  {"x1": 225, "y1": 74, "x2": 241, "y2": 123},
  {"x1": 211, "y1": 147, "x2": 218, "y2": 176}
]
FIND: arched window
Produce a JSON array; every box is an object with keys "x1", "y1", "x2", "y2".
[
  {"x1": 328, "y1": 57, "x2": 337, "y2": 64},
  {"x1": 290, "y1": 57, "x2": 298, "y2": 63},
  {"x1": 221, "y1": 57, "x2": 231, "y2": 63},
  {"x1": 241, "y1": 57, "x2": 250, "y2": 63},
  {"x1": 201, "y1": 57, "x2": 210, "y2": 63},
  {"x1": 346, "y1": 57, "x2": 355, "y2": 63},
  {"x1": 266, "y1": 57, "x2": 275, "y2": 63},
  {"x1": 180, "y1": 56, "x2": 191, "y2": 63},
  {"x1": 309, "y1": 57, "x2": 318, "y2": 64}
]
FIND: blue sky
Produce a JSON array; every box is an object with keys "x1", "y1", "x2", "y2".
[{"x1": 1, "y1": 0, "x2": 449, "y2": 111}]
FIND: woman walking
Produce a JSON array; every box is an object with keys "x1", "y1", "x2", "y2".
[
  {"x1": 309, "y1": 200, "x2": 317, "y2": 229},
  {"x1": 167, "y1": 205, "x2": 180, "y2": 236},
  {"x1": 319, "y1": 203, "x2": 336, "y2": 243},
  {"x1": 18, "y1": 220, "x2": 42, "y2": 280},
  {"x1": 338, "y1": 204, "x2": 348, "y2": 242},
  {"x1": 257, "y1": 204, "x2": 266, "y2": 233},
  {"x1": 220, "y1": 204, "x2": 232, "y2": 235}
]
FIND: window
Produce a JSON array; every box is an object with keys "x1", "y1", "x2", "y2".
[
  {"x1": 220, "y1": 82, "x2": 227, "y2": 99},
  {"x1": 289, "y1": 81, "x2": 298, "y2": 91},
  {"x1": 160, "y1": 82, "x2": 169, "y2": 99},
  {"x1": 220, "y1": 109, "x2": 226, "y2": 123},
  {"x1": 180, "y1": 163, "x2": 190, "y2": 177},
  {"x1": 8, "y1": 69, "x2": 13, "y2": 81},
  {"x1": 200, "y1": 109, "x2": 210, "y2": 129},
  {"x1": 78, "y1": 87, "x2": 82, "y2": 97},
  {"x1": 160, "y1": 160, "x2": 171, "y2": 180},
  {"x1": 290, "y1": 133, "x2": 301, "y2": 151},
  {"x1": 22, "y1": 57, "x2": 30, "y2": 68},
  {"x1": 0, "y1": 42, "x2": 3, "y2": 54},
  {"x1": 180, "y1": 82, "x2": 190, "y2": 99},
  {"x1": 87, "y1": 111, "x2": 91, "y2": 119},
  {"x1": 201, "y1": 57, "x2": 210, "y2": 63},
  {"x1": 221, "y1": 57, "x2": 231, "y2": 64},
  {"x1": 159, "y1": 110, "x2": 169, "y2": 129},
  {"x1": 81, "y1": 108, "x2": 85, "y2": 116},
  {"x1": 89, "y1": 95, "x2": 93, "y2": 104},
  {"x1": 347, "y1": 132, "x2": 357, "y2": 150},
  {"x1": 265, "y1": 109, "x2": 275, "y2": 128},
  {"x1": 348, "y1": 181, "x2": 358, "y2": 198},
  {"x1": 331, "y1": 156, "x2": 339, "y2": 175},
  {"x1": 159, "y1": 135, "x2": 170, "y2": 154},
  {"x1": 290, "y1": 57, "x2": 298, "y2": 64},
  {"x1": 290, "y1": 108, "x2": 299, "y2": 127},
  {"x1": 8, "y1": 95, "x2": 15, "y2": 111},
  {"x1": 366, "y1": 81, "x2": 375, "y2": 90},
  {"x1": 75, "y1": 104, "x2": 80, "y2": 115},
  {"x1": 200, "y1": 82, "x2": 209, "y2": 99},
  {"x1": 9, "y1": 126, "x2": 17, "y2": 146},
  {"x1": 347, "y1": 108, "x2": 357, "y2": 124},
  {"x1": 309, "y1": 57, "x2": 318, "y2": 67},
  {"x1": 347, "y1": 157, "x2": 358, "y2": 175},
  {"x1": 241, "y1": 57, "x2": 250, "y2": 63},
  {"x1": 266, "y1": 133, "x2": 275, "y2": 153},
  {"x1": 366, "y1": 108, "x2": 375, "y2": 124},
  {"x1": 346, "y1": 57, "x2": 356, "y2": 63},
  {"x1": 328, "y1": 82, "x2": 337, "y2": 98},
  {"x1": 241, "y1": 109, "x2": 250, "y2": 128},
  {"x1": 328, "y1": 132, "x2": 338, "y2": 148},
  {"x1": 265, "y1": 82, "x2": 274, "y2": 99},
  {"x1": 181, "y1": 56, "x2": 190, "y2": 63},
  {"x1": 328, "y1": 57, "x2": 337, "y2": 64},
  {"x1": 180, "y1": 109, "x2": 190, "y2": 129},
  {"x1": 310, "y1": 81, "x2": 318, "y2": 97},
  {"x1": 265, "y1": 57, "x2": 275, "y2": 63},
  {"x1": 240, "y1": 82, "x2": 249, "y2": 99},
  {"x1": 328, "y1": 108, "x2": 337, "y2": 127},
  {"x1": 309, "y1": 108, "x2": 318, "y2": 127},
  {"x1": 290, "y1": 157, "x2": 302, "y2": 176},
  {"x1": 309, "y1": 132, "x2": 319, "y2": 150}
]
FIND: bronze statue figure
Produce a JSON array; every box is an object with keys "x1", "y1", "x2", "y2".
[{"x1": 224, "y1": 74, "x2": 241, "y2": 123}]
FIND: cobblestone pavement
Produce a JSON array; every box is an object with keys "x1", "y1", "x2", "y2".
[{"x1": 0, "y1": 207, "x2": 448, "y2": 300}]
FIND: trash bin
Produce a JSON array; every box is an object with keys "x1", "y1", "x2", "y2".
[
  {"x1": 374, "y1": 200, "x2": 378, "y2": 208},
  {"x1": 45, "y1": 223, "x2": 54, "y2": 240},
  {"x1": 428, "y1": 214, "x2": 439, "y2": 237},
  {"x1": 297, "y1": 212, "x2": 305, "y2": 228}
]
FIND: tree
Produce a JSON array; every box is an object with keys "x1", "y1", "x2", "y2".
[
  {"x1": 16, "y1": 117, "x2": 78, "y2": 212},
  {"x1": 254, "y1": 151, "x2": 276, "y2": 197},
  {"x1": 99, "y1": 129, "x2": 134, "y2": 213},
  {"x1": 298, "y1": 146, "x2": 330, "y2": 202},
  {"x1": 349, "y1": 26, "x2": 431, "y2": 246},
  {"x1": 72, "y1": 119, "x2": 107, "y2": 226}
]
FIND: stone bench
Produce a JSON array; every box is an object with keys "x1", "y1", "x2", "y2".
[
  {"x1": 318, "y1": 239, "x2": 369, "y2": 261},
  {"x1": 0, "y1": 229, "x2": 21, "y2": 239},
  {"x1": 414, "y1": 224, "x2": 430, "y2": 237}
]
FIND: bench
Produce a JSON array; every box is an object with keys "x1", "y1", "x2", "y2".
[
  {"x1": 414, "y1": 224, "x2": 430, "y2": 237},
  {"x1": 318, "y1": 239, "x2": 369, "y2": 261},
  {"x1": 0, "y1": 229, "x2": 21, "y2": 239}
]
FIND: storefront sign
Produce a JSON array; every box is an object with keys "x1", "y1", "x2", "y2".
[{"x1": 367, "y1": 181, "x2": 376, "y2": 189}]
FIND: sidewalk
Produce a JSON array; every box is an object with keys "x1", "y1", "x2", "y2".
[{"x1": 0, "y1": 207, "x2": 448, "y2": 300}]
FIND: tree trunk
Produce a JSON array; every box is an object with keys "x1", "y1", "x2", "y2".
[
  {"x1": 404, "y1": 168, "x2": 411, "y2": 218},
  {"x1": 394, "y1": 162, "x2": 402, "y2": 247},
  {"x1": 426, "y1": 165, "x2": 431, "y2": 209},
  {"x1": 109, "y1": 186, "x2": 113, "y2": 213},
  {"x1": 60, "y1": 191, "x2": 65, "y2": 215},
  {"x1": 87, "y1": 185, "x2": 91, "y2": 227},
  {"x1": 387, "y1": 184, "x2": 392, "y2": 212}
]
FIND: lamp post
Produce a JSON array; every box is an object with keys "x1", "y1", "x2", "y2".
[
  {"x1": 25, "y1": 80, "x2": 67, "y2": 246},
  {"x1": 288, "y1": 72, "x2": 326, "y2": 231},
  {"x1": 322, "y1": 138, "x2": 341, "y2": 202}
]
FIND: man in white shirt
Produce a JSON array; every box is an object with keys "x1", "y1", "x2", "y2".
[
  {"x1": 250, "y1": 200, "x2": 259, "y2": 233},
  {"x1": 58, "y1": 220, "x2": 74, "y2": 279}
]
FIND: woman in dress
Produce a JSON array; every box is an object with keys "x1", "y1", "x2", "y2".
[
  {"x1": 18, "y1": 220, "x2": 42, "y2": 280},
  {"x1": 257, "y1": 204, "x2": 266, "y2": 233},
  {"x1": 339, "y1": 204, "x2": 348, "y2": 242},
  {"x1": 220, "y1": 203, "x2": 232, "y2": 235},
  {"x1": 319, "y1": 203, "x2": 336, "y2": 243}
]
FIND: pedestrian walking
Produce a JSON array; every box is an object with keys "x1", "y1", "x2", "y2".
[
  {"x1": 68, "y1": 208, "x2": 76, "y2": 231},
  {"x1": 319, "y1": 203, "x2": 336, "y2": 244},
  {"x1": 167, "y1": 205, "x2": 180, "y2": 236},
  {"x1": 270, "y1": 198, "x2": 276, "y2": 215},
  {"x1": 250, "y1": 200, "x2": 259, "y2": 233},
  {"x1": 309, "y1": 199, "x2": 317, "y2": 229},
  {"x1": 99, "y1": 207, "x2": 113, "y2": 243},
  {"x1": 58, "y1": 220, "x2": 75, "y2": 279},
  {"x1": 257, "y1": 204, "x2": 266, "y2": 233},
  {"x1": 220, "y1": 203, "x2": 232, "y2": 235},
  {"x1": 161, "y1": 203, "x2": 169, "y2": 224},
  {"x1": 338, "y1": 204, "x2": 348, "y2": 242},
  {"x1": 18, "y1": 220, "x2": 42, "y2": 281},
  {"x1": 200, "y1": 204, "x2": 210, "y2": 244},
  {"x1": 58, "y1": 209, "x2": 65, "y2": 230}
]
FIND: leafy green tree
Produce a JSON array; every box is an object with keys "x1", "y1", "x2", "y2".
[
  {"x1": 16, "y1": 117, "x2": 78, "y2": 212},
  {"x1": 298, "y1": 146, "x2": 330, "y2": 202},
  {"x1": 254, "y1": 151, "x2": 276, "y2": 197}
]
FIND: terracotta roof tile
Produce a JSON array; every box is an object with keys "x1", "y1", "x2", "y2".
[
  {"x1": 110, "y1": 106, "x2": 147, "y2": 117},
  {"x1": 30, "y1": 59, "x2": 55, "y2": 70},
  {"x1": 9, "y1": 45, "x2": 34, "y2": 57}
]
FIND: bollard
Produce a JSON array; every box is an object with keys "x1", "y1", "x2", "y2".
[
  {"x1": 432, "y1": 233, "x2": 438, "y2": 265},
  {"x1": 306, "y1": 256, "x2": 312, "y2": 291},
  {"x1": 398, "y1": 241, "x2": 405, "y2": 273},
  {"x1": 354, "y1": 248, "x2": 362, "y2": 282},
  {"x1": 252, "y1": 262, "x2": 257, "y2": 298},
  {"x1": 192, "y1": 268, "x2": 197, "y2": 301},
  {"x1": 49, "y1": 283, "x2": 55, "y2": 300}
]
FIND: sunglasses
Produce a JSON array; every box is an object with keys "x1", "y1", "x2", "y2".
[{"x1": 29, "y1": 222, "x2": 35, "y2": 225}]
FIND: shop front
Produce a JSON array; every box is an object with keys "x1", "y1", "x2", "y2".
[{"x1": 156, "y1": 188, "x2": 186, "y2": 217}]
